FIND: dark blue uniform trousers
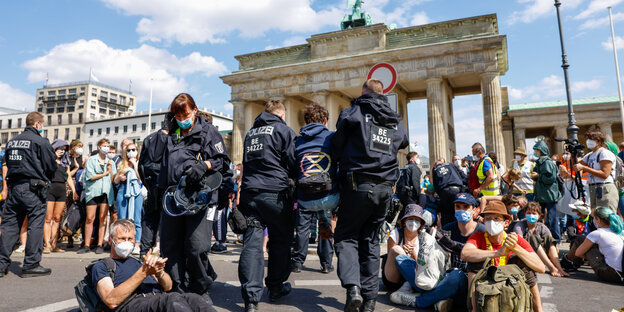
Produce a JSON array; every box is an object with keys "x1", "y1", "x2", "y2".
[
  {"x1": 140, "y1": 185, "x2": 162, "y2": 257},
  {"x1": 160, "y1": 205, "x2": 214, "y2": 295},
  {"x1": 238, "y1": 190, "x2": 294, "y2": 304},
  {"x1": 0, "y1": 182, "x2": 47, "y2": 271},
  {"x1": 291, "y1": 208, "x2": 334, "y2": 270},
  {"x1": 334, "y1": 182, "x2": 392, "y2": 300}
]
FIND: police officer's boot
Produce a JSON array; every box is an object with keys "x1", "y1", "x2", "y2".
[
  {"x1": 344, "y1": 285, "x2": 362, "y2": 312},
  {"x1": 360, "y1": 298, "x2": 376, "y2": 312},
  {"x1": 21, "y1": 265, "x2": 51, "y2": 278},
  {"x1": 0, "y1": 266, "x2": 8, "y2": 278},
  {"x1": 269, "y1": 282, "x2": 292, "y2": 302},
  {"x1": 245, "y1": 302, "x2": 258, "y2": 312}
]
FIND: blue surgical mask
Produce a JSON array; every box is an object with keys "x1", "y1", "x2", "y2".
[
  {"x1": 176, "y1": 117, "x2": 193, "y2": 129},
  {"x1": 526, "y1": 214, "x2": 539, "y2": 224},
  {"x1": 571, "y1": 212, "x2": 580, "y2": 220},
  {"x1": 533, "y1": 151, "x2": 539, "y2": 158},
  {"x1": 37, "y1": 125, "x2": 44, "y2": 134},
  {"x1": 510, "y1": 207, "x2": 519, "y2": 215},
  {"x1": 455, "y1": 210, "x2": 472, "y2": 224}
]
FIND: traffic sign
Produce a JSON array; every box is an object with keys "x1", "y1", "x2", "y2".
[{"x1": 367, "y1": 63, "x2": 397, "y2": 94}]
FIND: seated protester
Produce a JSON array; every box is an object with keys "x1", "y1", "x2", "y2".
[
  {"x1": 512, "y1": 202, "x2": 569, "y2": 277},
  {"x1": 479, "y1": 194, "x2": 524, "y2": 224},
  {"x1": 500, "y1": 168, "x2": 522, "y2": 196},
  {"x1": 560, "y1": 201, "x2": 596, "y2": 271},
  {"x1": 441, "y1": 193, "x2": 486, "y2": 272},
  {"x1": 93, "y1": 219, "x2": 215, "y2": 312},
  {"x1": 569, "y1": 207, "x2": 624, "y2": 284},
  {"x1": 387, "y1": 204, "x2": 466, "y2": 311},
  {"x1": 461, "y1": 201, "x2": 546, "y2": 312}
]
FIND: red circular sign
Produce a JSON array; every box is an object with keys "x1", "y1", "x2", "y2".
[{"x1": 367, "y1": 63, "x2": 397, "y2": 94}]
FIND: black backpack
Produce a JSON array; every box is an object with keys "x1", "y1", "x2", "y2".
[
  {"x1": 396, "y1": 165, "x2": 412, "y2": 196},
  {"x1": 297, "y1": 151, "x2": 333, "y2": 196},
  {"x1": 75, "y1": 258, "x2": 116, "y2": 312}
]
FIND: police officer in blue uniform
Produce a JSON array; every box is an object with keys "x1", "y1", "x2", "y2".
[
  {"x1": 331, "y1": 80, "x2": 409, "y2": 312},
  {"x1": 432, "y1": 159, "x2": 466, "y2": 226},
  {"x1": 0, "y1": 112, "x2": 57, "y2": 278},
  {"x1": 158, "y1": 94, "x2": 230, "y2": 301},
  {"x1": 238, "y1": 100, "x2": 297, "y2": 312}
]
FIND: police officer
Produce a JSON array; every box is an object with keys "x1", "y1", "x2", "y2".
[
  {"x1": 0, "y1": 112, "x2": 57, "y2": 278},
  {"x1": 396, "y1": 151, "x2": 422, "y2": 208},
  {"x1": 432, "y1": 158, "x2": 466, "y2": 226},
  {"x1": 158, "y1": 93, "x2": 230, "y2": 301},
  {"x1": 238, "y1": 100, "x2": 297, "y2": 312},
  {"x1": 331, "y1": 79, "x2": 409, "y2": 312},
  {"x1": 137, "y1": 114, "x2": 171, "y2": 257}
]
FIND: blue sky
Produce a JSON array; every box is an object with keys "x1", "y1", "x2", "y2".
[{"x1": 1, "y1": 0, "x2": 623, "y2": 157}]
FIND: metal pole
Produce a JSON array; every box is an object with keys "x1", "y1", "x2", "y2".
[
  {"x1": 148, "y1": 78, "x2": 153, "y2": 133},
  {"x1": 554, "y1": 0, "x2": 579, "y2": 141},
  {"x1": 608, "y1": 7, "x2": 624, "y2": 139}
]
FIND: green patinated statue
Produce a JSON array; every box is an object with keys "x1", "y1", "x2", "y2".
[{"x1": 341, "y1": 0, "x2": 372, "y2": 30}]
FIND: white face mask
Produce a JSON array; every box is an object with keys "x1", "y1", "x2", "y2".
[
  {"x1": 405, "y1": 219, "x2": 421, "y2": 232},
  {"x1": 415, "y1": 158, "x2": 422, "y2": 165},
  {"x1": 454, "y1": 160, "x2": 462, "y2": 167},
  {"x1": 586, "y1": 139, "x2": 597, "y2": 150},
  {"x1": 100, "y1": 146, "x2": 110, "y2": 154},
  {"x1": 515, "y1": 155, "x2": 521, "y2": 161},
  {"x1": 485, "y1": 220, "x2": 505, "y2": 236},
  {"x1": 74, "y1": 147, "x2": 83, "y2": 156},
  {"x1": 562, "y1": 154, "x2": 570, "y2": 161},
  {"x1": 113, "y1": 240, "x2": 134, "y2": 258},
  {"x1": 127, "y1": 151, "x2": 138, "y2": 158},
  {"x1": 107, "y1": 153, "x2": 116, "y2": 160},
  {"x1": 235, "y1": 169, "x2": 241, "y2": 176}
]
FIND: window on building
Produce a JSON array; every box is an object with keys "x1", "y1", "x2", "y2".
[
  {"x1": 57, "y1": 102, "x2": 65, "y2": 113},
  {"x1": 46, "y1": 103, "x2": 55, "y2": 114},
  {"x1": 151, "y1": 122, "x2": 156, "y2": 130},
  {"x1": 130, "y1": 98, "x2": 134, "y2": 106},
  {"x1": 141, "y1": 123, "x2": 146, "y2": 131},
  {"x1": 1, "y1": 133, "x2": 7, "y2": 144},
  {"x1": 48, "y1": 90, "x2": 56, "y2": 96},
  {"x1": 67, "y1": 101, "x2": 75, "y2": 112},
  {"x1": 58, "y1": 90, "x2": 66, "y2": 95},
  {"x1": 113, "y1": 141, "x2": 118, "y2": 149},
  {"x1": 109, "y1": 110, "x2": 115, "y2": 116},
  {"x1": 120, "y1": 96, "x2": 126, "y2": 106},
  {"x1": 54, "y1": 129, "x2": 58, "y2": 139},
  {"x1": 0, "y1": 120, "x2": 3, "y2": 129},
  {"x1": 11, "y1": 131, "x2": 19, "y2": 139},
  {"x1": 114, "y1": 126, "x2": 119, "y2": 134},
  {"x1": 43, "y1": 130, "x2": 48, "y2": 138},
  {"x1": 68, "y1": 114, "x2": 73, "y2": 124},
  {"x1": 98, "y1": 128, "x2": 102, "y2": 135},
  {"x1": 38, "y1": 105, "x2": 43, "y2": 112},
  {"x1": 90, "y1": 129, "x2": 94, "y2": 136},
  {"x1": 58, "y1": 115, "x2": 62, "y2": 125},
  {"x1": 123, "y1": 125, "x2": 128, "y2": 133},
  {"x1": 89, "y1": 113, "x2": 95, "y2": 120},
  {"x1": 64, "y1": 128, "x2": 69, "y2": 141},
  {"x1": 89, "y1": 144, "x2": 93, "y2": 152},
  {"x1": 68, "y1": 88, "x2": 76, "y2": 94},
  {"x1": 99, "y1": 108, "x2": 106, "y2": 114},
  {"x1": 91, "y1": 100, "x2": 96, "y2": 109},
  {"x1": 106, "y1": 127, "x2": 110, "y2": 135},
  {"x1": 132, "y1": 124, "x2": 137, "y2": 132},
  {"x1": 91, "y1": 88, "x2": 97, "y2": 97},
  {"x1": 17, "y1": 118, "x2": 22, "y2": 128},
  {"x1": 76, "y1": 127, "x2": 81, "y2": 139},
  {"x1": 79, "y1": 113, "x2": 84, "y2": 123},
  {"x1": 39, "y1": 91, "x2": 44, "y2": 96},
  {"x1": 8, "y1": 119, "x2": 12, "y2": 128},
  {"x1": 47, "y1": 116, "x2": 51, "y2": 125}
]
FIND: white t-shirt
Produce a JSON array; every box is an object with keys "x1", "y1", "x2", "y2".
[
  {"x1": 389, "y1": 228, "x2": 418, "y2": 254},
  {"x1": 586, "y1": 227, "x2": 624, "y2": 272},
  {"x1": 582, "y1": 148, "x2": 616, "y2": 184}
]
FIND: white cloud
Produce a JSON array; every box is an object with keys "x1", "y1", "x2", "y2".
[
  {"x1": 101, "y1": 0, "x2": 344, "y2": 44},
  {"x1": 579, "y1": 12, "x2": 624, "y2": 29},
  {"x1": 602, "y1": 35, "x2": 624, "y2": 49},
  {"x1": 575, "y1": 0, "x2": 623, "y2": 20},
  {"x1": 22, "y1": 39, "x2": 227, "y2": 106},
  {"x1": 572, "y1": 79, "x2": 601, "y2": 92},
  {"x1": 508, "y1": 0, "x2": 584, "y2": 24},
  {"x1": 509, "y1": 75, "x2": 602, "y2": 101},
  {"x1": 0, "y1": 82, "x2": 36, "y2": 111},
  {"x1": 410, "y1": 11, "x2": 430, "y2": 26},
  {"x1": 265, "y1": 36, "x2": 307, "y2": 50},
  {"x1": 364, "y1": 0, "x2": 431, "y2": 28},
  {"x1": 223, "y1": 103, "x2": 233, "y2": 111},
  {"x1": 508, "y1": 86, "x2": 524, "y2": 100}
]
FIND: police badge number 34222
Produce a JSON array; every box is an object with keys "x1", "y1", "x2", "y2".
[{"x1": 244, "y1": 125, "x2": 274, "y2": 161}]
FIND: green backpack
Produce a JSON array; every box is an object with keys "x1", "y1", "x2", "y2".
[{"x1": 468, "y1": 261, "x2": 532, "y2": 312}]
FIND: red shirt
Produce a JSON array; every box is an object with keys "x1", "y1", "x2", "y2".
[{"x1": 466, "y1": 232, "x2": 535, "y2": 266}]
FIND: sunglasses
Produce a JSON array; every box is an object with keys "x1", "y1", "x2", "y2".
[{"x1": 127, "y1": 149, "x2": 136, "y2": 152}]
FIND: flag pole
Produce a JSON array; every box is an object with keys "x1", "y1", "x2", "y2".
[
  {"x1": 148, "y1": 78, "x2": 153, "y2": 133},
  {"x1": 608, "y1": 6, "x2": 624, "y2": 139}
]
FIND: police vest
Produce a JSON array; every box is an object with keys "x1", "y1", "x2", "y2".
[{"x1": 477, "y1": 156, "x2": 499, "y2": 196}]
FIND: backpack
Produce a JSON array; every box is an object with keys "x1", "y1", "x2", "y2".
[
  {"x1": 297, "y1": 151, "x2": 333, "y2": 196},
  {"x1": 468, "y1": 159, "x2": 485, "y2": 192},
  {"x1": 598, "y1": 149, "x2": 624, "y2": 189},
  {"x1": 61, "y1": 202, "x2": 84, "y2": 235},
  {"x1": 468, "y1": 261, "x2": 532, "y2": 312},
  {"x1": 75, "y1": 258, "x2": 116, "y2": 312},
  {"x1": 396, "y1": 165, "x2": 412, "y2": 197}
]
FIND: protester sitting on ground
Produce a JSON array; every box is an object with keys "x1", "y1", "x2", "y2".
[
  {"x1": 569, "y1": 207, "x2": 624, "y2": 284},
  {"x1": 500, "y1": 168, "x2": 522, "y2": 195},
  {"x1": 560, "y1": 201, "x2": 596, "y2": 272},
  {"x1": 478, "y1": 194, "x2": 524, "y2": 223},
  {"x1": 512, "y1": 202, "x2": 569, "y2": 277},
  {"x1": 511, "y1": 147, "x2": 536, "y2": 201},
  {"x1": 93, "y1": 219, "x2": 215, "y2": 311},
  {"x1": 574, "y1": 129, "x2": 618, "y2": 213},
  {"x1": 462, "y1": 201, "x2": 546, "y2": 312}
]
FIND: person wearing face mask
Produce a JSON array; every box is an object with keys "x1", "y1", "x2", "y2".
[
  {"x1": 512, "y1": 202, "x2": 569, "y2": 277},
  {"x1": 560, "y1": 201, "x2": 597, "y2": 272},
  {"x1": 432, "y1": 158, "x2": 466, "y2": 226},
  {"x1": 91, "y1": 219, "x2": 216, "y2": 311},
  {"x1": 158, "y1": 93, "x2": 230, "y2": 303},
  {"x1": 575, "y1": 129, "x2": 619, "y2": 214},
  {"x1": 114, "y1": 143, "x2": 143, "y2": 256},
  {"x1": 511, "y1": 148, "x2": 535, "y2": 201},
  {"x1": 78, "y1": 139, "x2": 117, "y2": 254},
  {"x1": 470, "y1": 142, "x2": 499, "y2": 197},
  {"x1": 0, "y1": 112, "x2": 58, "y2": 278},
  {"x1": 68, "y1": 139, "x2": 86, "y2": 178},
  {"x1": 43, "y1": 140, "x2": 77, "y2": 254},
  {"x1": 567, "y1": 207, "x2": 624, "y2": 284},
  {"x1": 396, "y1": 152, "x2": 422, "y2": 209},
  {"x1": 531, "y1": 140, "x2": 563, "y2": 245},
  {"x1": 462, "y1": 201, "x2": 546, "y2": 312}
]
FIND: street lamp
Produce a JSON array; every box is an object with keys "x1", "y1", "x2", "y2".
[{"x1": 554, "y1": 0, "x2": 579, "y2": 142}]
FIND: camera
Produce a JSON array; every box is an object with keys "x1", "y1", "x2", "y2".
[
  {"x1": 554, "y1": 137, "x2": 586, "y2": 200},
  {"x1": 554, "y1": 137, "x2": 585, "y2": 158}
]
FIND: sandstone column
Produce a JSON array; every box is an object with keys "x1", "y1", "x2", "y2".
[
  {"x1": 481, "y1": 73, "x2": 506, "y2": 166},
  {"x1": 598, "y1": 122, "x2": 613, "y2": 142},
  {"x1": 427, "y1": 78, "x2": 448, "y2": 165},
  {"x1": 554, "y1": 126, "x2": 567, "y2": 155},
  {"x1": 231, "y1": 101, "x2": 248, "y2": 164},
  {"x1": 514, "y1": 127, "x2": 526, "y2": 152}
]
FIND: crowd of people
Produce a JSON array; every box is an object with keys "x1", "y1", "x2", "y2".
[{"x1": 0, "y1": 78, "x2": 622, "y2": 312}]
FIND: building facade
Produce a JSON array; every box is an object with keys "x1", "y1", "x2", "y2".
[
  {"x1": 84, "y1": 109, "x2": 233, "y2": 153},
  {"x1": 0, "y1": 112, "x2": 29, "y2": 146}
]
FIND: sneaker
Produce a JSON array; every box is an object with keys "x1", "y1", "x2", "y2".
[
  {"x1": 269, "y1": 282, "x2": 292, "y2": 302},
  {"x1": 390, "y1": 291, "x2": 418, "y2": 307},
  {"x1": 132, "y1": 246, "x2": 140, "y2": 255},
  {"x1": 434, "y1": 298, "x2": 453, "y2": 312},
  {"x1": 15, "y1": 245, "x2": 26, "y2": 253},
  {"x1": 95, "y1": 246, "x2": 104, "y2": 254},
  {"x1": 211, "y1": 243, "x2": 227, "y2": 254},
  {"x1": 76, "y1": 246, "x2": 91, "y2": 254},
  {"x1": 290, "y1": 262, "x2": 302, "y2": 273},
  {"x1": 321, "y1": 265, "x2": 334, "y2": 274},
  {"x1": 0, "y1": 267, "x2": 8, "y2": 278}
]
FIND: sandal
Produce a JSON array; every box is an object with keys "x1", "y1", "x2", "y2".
[
  {"x1": 43, "y1": 246, "x2": 52, "y2": 254},
  {"x1": 52, "y1": 247, "x2": 65, "y2": 253}
]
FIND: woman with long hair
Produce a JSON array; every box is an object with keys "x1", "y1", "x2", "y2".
[{"x1": 114, "y1": 142, "x2": 143, "y2": 255}]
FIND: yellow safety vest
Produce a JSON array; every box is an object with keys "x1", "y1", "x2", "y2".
[
  {"x1": 477, "y1": 156, "x2": 500, "y2": 196},
  {"x1": 484, "y1": 232, "x2": 508, "y2": 266}
]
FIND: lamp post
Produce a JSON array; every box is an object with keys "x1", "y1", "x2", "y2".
[
  {"x1": 148, "y1": 78, "x2": 153, "y2": 134},
  {"x1": 554, "y1": 0, "x2": 579, "y2": 142}
]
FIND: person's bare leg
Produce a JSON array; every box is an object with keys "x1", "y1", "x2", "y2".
[
  {"x1": 43, "y1": 202, "x2": 55, "y2": 251},
  {"x1": 536, "y1": 245, "x2": 560, "y2": 277},
  {"x1": 530, "y1": 284, "x2": 543, "y2": 312},
  {"x1": 83, "y1": 205, "x2": 97, "y2": 247},
  {"x1": 467, "y1": 272, "x2": 476, "y2": 312},
  {"x1": 549, "y1": 245, "x2": 569, "y2": 277},
  {"x1": 97, "y1": 204, "x2": 109, "y2": 246},
  {"x1": 50, "y1": 201, "x2": 65, "y2": 250},
  {"x1": 385, "y1": 245, "x2": 407, "y2": 285}
]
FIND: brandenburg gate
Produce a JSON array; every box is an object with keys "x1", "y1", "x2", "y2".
[{"x1": 221, "y1": 14, "x2": 509, "y2": 166}]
